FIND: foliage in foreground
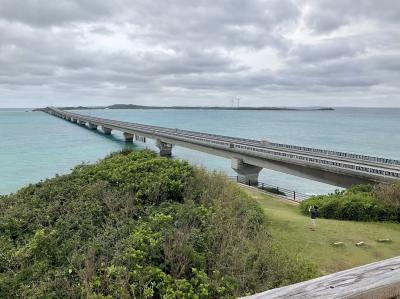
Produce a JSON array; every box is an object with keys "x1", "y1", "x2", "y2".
[
  {"x1": 0, "y1": 150, "x2": 317, "y2": 298},
  {"x1": 300, "y1": 184, "x2": 400, "y2": 222}
]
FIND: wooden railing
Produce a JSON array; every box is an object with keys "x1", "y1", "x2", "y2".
[{"x1": 243, "y1": 256, "x2": 400, "y2": 299}]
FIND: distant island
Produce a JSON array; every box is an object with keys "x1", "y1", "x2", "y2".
[{"x1": 55, "y1": 104, "x2": 334, "y2": 111}]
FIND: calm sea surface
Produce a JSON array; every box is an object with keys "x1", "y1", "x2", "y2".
[{"x1": 1, "y1": 108, "x2": 399, "y2": 195}]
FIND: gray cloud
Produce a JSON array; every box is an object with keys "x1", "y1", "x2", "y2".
[
  {"x1": 0, "y1": 0, "x2": 116, "y2": 27},
  {"x1": 0, "y1": 0, "x2": 399, "y2": 107},
  {"x1": 304, "y1": 0, "x2": 400, "y2": 34},
  {"x1": 289, "y1": 38, "x2": 366, "y2": 63}
]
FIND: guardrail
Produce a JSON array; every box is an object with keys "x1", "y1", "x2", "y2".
[
  {"x1": 228, "y1": 176, "x2": 311, "y2": 201},
  {"x1": 270, "y1": 142, "x2": 400, "y2": 166},
  {"x1": 243, "y1": 256, "x2": 400, "y2": 299},
  {"x1": 102, "y1": 119, "x2": 400, "y2": 168}
]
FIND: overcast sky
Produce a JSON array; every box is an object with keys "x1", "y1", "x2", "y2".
[{"x1": 1, "y1": 0, "x2": 399, "y2": 108}]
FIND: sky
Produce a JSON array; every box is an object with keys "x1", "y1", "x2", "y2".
[{"x1": 0, "y1": 0, "x2": 399, "y2": 108}]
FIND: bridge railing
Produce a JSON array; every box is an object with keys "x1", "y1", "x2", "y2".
[
  {"x1": 270, "y1": 142, "x2": 400, "y2": 166},
  {"x1": 228, "y1": 176, "x2": 311, "y2": 201},
  {"x1": 243, "y1": 256, "x2": 400, "y2": 299}
]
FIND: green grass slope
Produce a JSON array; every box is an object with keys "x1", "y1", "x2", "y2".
[{"x1": 245, "y1": 188, "x2": 400, "y2": 275}]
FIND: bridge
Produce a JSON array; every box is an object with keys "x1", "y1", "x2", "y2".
[{"x1": 43, "y1": 107, "x2": 400, "y2": 188}]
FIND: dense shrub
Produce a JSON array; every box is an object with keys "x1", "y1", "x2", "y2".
[
  {"x1": 300, "y1": 184, "x2": 400, "y2": 222},
  {"x1": 0, "y1": 150, "x2": 317, "y2": 298},
  {"x1": 375, "y1": 182, "x2": 400, "y2": 209}
]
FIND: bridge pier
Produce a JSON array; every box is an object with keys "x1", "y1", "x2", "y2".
[
  {"x1": 88, "y1": 123, "x2": 98, "y2": 130},
  {"x1": 123, "y1": 132, "x2": 134, "y2": 143},
  {"x1": 102, "y1": 126, "x2": 112, "y2": 135},
  {"x1": 156, "y1": 139, "x2": 173, "y2": 157},
  {"x1": 77, "y1": 120, "x2": 86, "y2": 126},
  {"x1": 71, "y1": 118, "x2": 77, "y2": 123},
  {"x1": 231, "y1": 158, "x2": 262, "y2": 186}
]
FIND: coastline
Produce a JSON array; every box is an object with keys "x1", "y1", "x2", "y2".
[{"x1": 50, "y1": 104, "x2": 335, "y2": 111}]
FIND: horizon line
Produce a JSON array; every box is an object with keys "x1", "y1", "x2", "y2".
[{"x1": 2, "y1": 105, "x2": 400, "y2": 109}]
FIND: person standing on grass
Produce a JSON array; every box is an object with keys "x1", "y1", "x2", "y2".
[{"x1": 309, "y1": 206, "x2": 319, "y2": 230}]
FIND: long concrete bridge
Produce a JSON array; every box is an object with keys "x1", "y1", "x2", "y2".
[{"x1": 43, "y1": 107, "x2": 400, "y2": 188}]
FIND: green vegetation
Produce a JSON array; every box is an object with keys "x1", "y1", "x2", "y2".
[
  {"x1": 246, "y1": 188, "x2": 400, "y2": 275},
  {"x1": 300, "y1": 184, "x2": 400, "y2": 222},
  {"x1": 0, "y1": 150, "x2": 316, "y2": 298}
]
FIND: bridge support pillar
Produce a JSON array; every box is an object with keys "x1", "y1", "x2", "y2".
[
  {"x1": 156, "y1": 139, "x2": 173, "y2": 157},
  {"x1": 88, "y1": 123, "x2": 97, "y2": 130},
  {"x1": 123, "y1": 132, "x2": 134, "y2": 143},
  {"x1": 102, "y1": 127, "x2": 112, "y2": 135},
  {"x1": 77, "y1": 120, "x2": 86, "y2": 126},
  {"x1": 71, "y1": 118, "x2": 77, "y2": 123},
  {"x1": 88, "y1": 123, "x2": 98, "y2": 130},
  {"x1": 231, "y1": 158, "x2": 262, "y2": 186}
]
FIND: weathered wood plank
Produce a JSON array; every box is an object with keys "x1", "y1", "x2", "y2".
[{"x1": 243, "y1": 256, "x2": 400, "y2": 299}]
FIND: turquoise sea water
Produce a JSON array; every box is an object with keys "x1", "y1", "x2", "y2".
[{"x1": 1, "y1": 108, "x2": 399, "y2": 195}]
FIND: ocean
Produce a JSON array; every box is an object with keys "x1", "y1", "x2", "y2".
[{"x1": 1, "y1": 107, "x2": 399, "y2": 195}]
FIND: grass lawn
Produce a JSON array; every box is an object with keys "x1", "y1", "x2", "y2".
[{"x1": 243, "y1": 187, "x2": 400, "y2": 275}]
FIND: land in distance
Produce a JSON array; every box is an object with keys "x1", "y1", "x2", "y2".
[{"x1": 48, "y1": 104, "x2": 334, "y2": 111}]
